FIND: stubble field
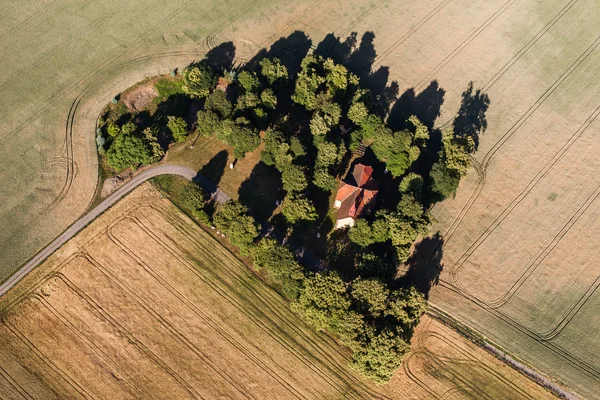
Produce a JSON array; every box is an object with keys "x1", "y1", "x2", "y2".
[
  {"x1": 0, "y1": 184, "x2": 552, "y2": 399},
  {"x1": 3, "y1": 0, "x2": 600, "y2": 397}
]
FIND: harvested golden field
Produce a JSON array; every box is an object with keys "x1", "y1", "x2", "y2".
[
  {"x1": 0, "y1": 184, "x2": 552, "y2": 399},
  {"x1": 4, "y1": 0, "x2": 599, "y2": 396}
]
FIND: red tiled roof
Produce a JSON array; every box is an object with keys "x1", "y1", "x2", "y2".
[{"x1": 334, "y1": 164, "x2": 379, "y2": 222}]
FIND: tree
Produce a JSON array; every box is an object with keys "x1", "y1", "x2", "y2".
[
  {"x1": 183, "y1": 63, "x2": 217, "y2": 98},
  {"x1": 280, "y1": 164, "x2": 308, "y2": 193},
  {"x1": 281, "y1": 194, "x2": 318, "y2": 224},
  {"x1": 259, "y1": 57, "x2": 288, "y2": 85},
  {"x1": 179, "y1": 182, "x2": 206, "y2": 215},
  {"x1": 309, "y1": 114, "x2": 330, "y2": 137},
  {"x1": 261, "y1": 129, "x2": 285, "y2": 166},
  {"x1": 399, "y1": 173, "x2": 424, "y2": 199},
  {"x1": 351, "y1": 278, "x2": 389, "y2": 317},
  {"x1": 385, "y1": 286, "x2": 427, "y2": 327},
  {"x1": 237, "y1": 70, "x2": 260, "y2": 93},
  {"x1": 227, "y1": 124, "x2": 261, "y2": 159},
  {"x1": 142, "y1": 127, "x2": 164, "y2": 163},
  {"x1": 350, "y1": 327, "x2": 410, "y2": 383},
  {"x1": 251, "y1": 238, "x2": 304, "y2": 299},
  {"x1": 167, "y1": 116, "x2": 188, "y2": 142},
  {"x1": 348, "y1": 102, "x2": 369, "y2": 125},
  {"x1": 205, "y1": 90, "x2": 232, "y2": 118},
  {"x1": 315, "y1": 141, "x2": 339, "y2": 168},
  {"x1": 313, "y1": 169, "x2": 337, "y2": 192},
  {"x1": 213, "y1": 201, "x2": 259, "y2": 252},
  {"x1": 291, "y1": 272, "x2": 350, "y2": 332},
  {"x1": 408, "y1": 115, "x2": 429, "y2": 146},
  {"x1": 107, "y1": 134, "x2": 152, "y2": 172},
  {"x1": 196, "y1": 110, "x2": 221, "y2": 138},
  {"x1": 430, "y1": 128, "x2": 473, "y2": 199},
  {"x1": 260, "y1": 88, "x2": 278, "y2": 109}
]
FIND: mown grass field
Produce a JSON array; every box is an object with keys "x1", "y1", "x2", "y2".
[
  {"x1": 0, "y1": 184, "x2": 552, "y2": 399},
  {"x1": 3, "y1": 0, "x2": 600, "y2": 397}
]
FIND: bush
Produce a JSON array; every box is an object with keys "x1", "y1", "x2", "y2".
[
  {"x1": 251, "y1": 238, "x2": 304, "y2": 299},
  {"x1": 179, "y1": 182, "x2": 205, "y2": 214},
  {"x1": 154, "y1": 77, "x2": 185, "y2": 102}
]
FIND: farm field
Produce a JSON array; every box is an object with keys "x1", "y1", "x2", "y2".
[
  {"x1": 0, "y1": 183, "x2": 552, "y2": 399},
  {"x1": 3, "y1": 0, "x2": 600, "y2": 397}
]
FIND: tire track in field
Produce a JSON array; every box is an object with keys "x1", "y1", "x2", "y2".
[
  {"x1": 372, "y1": 0, "x2": 455, "y2": 68},
  {"x1": 32, "y1": 292, "x2": 155, "y2": 400},
  {"x1": 412, "y1": 0, "x2": 518, "y2": 92},
  {"x1": 433, "y1": 281, "x2": 600, "y2": 380},
  {"x1": 0, "y1": 0, "x2": 64, "y2": 42},
  {"x1": 2, "y1": 318, "x2": 93, "y2": 399},
  {"x1": 56, "y1": 272, "x2": 203, "y2": 399},
  {"x1": 129, "y1": 205, "x2": 391, "y2": 399},
  {"x1": 111, "y1": 212, "x2": 380, "y2": 400},
  {"x1": 81, "y1": 253, "x2": 257, "y2": 400},
  {"x1": 442, "y1": 30, "x2": 600, "y2": 248},
  {"x1": 436, "y1": 0, "x2": 581, "y2": 130},
  {"x1": 417, "y1": 331, "x2": 542, "y2": 400},
  {"x1": 93, "y1": 226, "x2": 308, "y2": 399},
  {"x1": 450, "y1": 102, "x2": 600, "y2": 303},
  {"x1": 0, "y1": 364, "x2": 33, "y2": 400},
  {"x1": 140, "y1": 203, "x2": 379, "y2": 391},
  {"x1": 0, "y1": 0, "x2": 198, "y2": 142}
]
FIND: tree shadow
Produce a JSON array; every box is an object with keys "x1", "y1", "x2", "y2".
[
  {"x1": 388, "y1": 80, "x2": 446, "y2": 131},
  {"x1": 246, "y1": 31, "x2": 312, "y2": 73},
  {"x1": 199, "y1": 150, "x2": 228, "y2": 188},
  {"x1": 400, "y1": 233, "x2": 444, "y2": 297},
  {"x1": 453, "y1": 81, "x2": 490, "y2": 150},
  {"x1": 238, "y1": 162, "x2": 285, "y2": 220},
  {"x1": 203, "y1": 41, "x2": 236, "y2": 72}
]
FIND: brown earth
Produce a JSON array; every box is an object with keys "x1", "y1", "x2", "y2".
[{"x1": 0, "y1": 184, "x2": 552, "y2": 399}]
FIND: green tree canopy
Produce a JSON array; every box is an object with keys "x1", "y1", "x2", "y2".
[
  {"x1": 183, "y1": 63, "x2": 217, "y2": 98},
  {"x1": 281, "y1": 194, "x2": 318, "y2": 224},
  {"x1": 291, "y1": 272, "x2": 351, "y2": 332},
  {"x1": 167, "y1": 116, "x2": 188, "y2": 142},
  {"x1": 237, "y1": 70, "x2": 261, "y2": 93},
  {"x1": 213, "y1": 201, "x2": 259, "y2": 252},
  {"x1": 196, "y1": 110, "x2": 221, "y2": 138},
  {"x1": 107, "y1": 134, "x2": 152, "y2": 172},
  {"x1": 205, "y1": 90, "x2": 232, "y2": 118},
  {"x1": 259, "y1": 57, "x2": 288, "y2": 85}
]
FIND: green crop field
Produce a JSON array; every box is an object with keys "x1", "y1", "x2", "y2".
[{"x1": 2, "y1": 0, "x2": 600, "y2": 397}]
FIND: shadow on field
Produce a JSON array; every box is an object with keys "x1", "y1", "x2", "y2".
[
  {"x1": 199, "y1": 150, "x2": 228, "y2": 188},
  {"x1": 401, "y1": 233, "x2": 444, "y2": 297},
  {"x1": 204, "y1": 41, "x2": 236, "y2": 72},
  {"x1": 246, "y1": 31, "x2": 313, "y2": 72},
  {"x1": 453, "y1": 81, "x2": 490, "y2": 150}
]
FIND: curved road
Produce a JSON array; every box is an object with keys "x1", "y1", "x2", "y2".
[{"x1": 0, "y1": 164, "x2": 200, "y2": 297}]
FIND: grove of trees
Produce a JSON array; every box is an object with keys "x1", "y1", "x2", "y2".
[{"x1": 100, "y1": 45, "x2": 477, "y2": 383}]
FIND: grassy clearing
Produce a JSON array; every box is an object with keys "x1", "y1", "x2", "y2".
[{"x1": 0, "y1": 184, "x2": 552, "y2": 399}]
